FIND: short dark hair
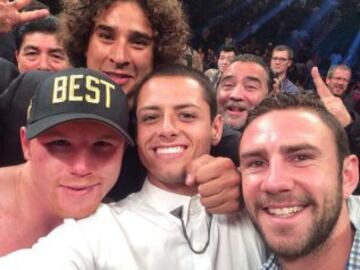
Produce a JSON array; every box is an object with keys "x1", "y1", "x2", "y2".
[
  {"x1": 218, "y1": 44, "x2": 238, "y2": 56},
  {"x1": 272, "y1": 45, "x2": 294, "y2": 60},
  {"x1": 20, "y1": 0, "x2": 49, "y2": 12},
  {"x1": 132, "y1": 63, "x2": 217, "y2": 120},
  {"x1": 243, "y1": 92, "x2": 350, "y2": 166},
  {"x1": 15, "y1": 16, "x2": 59, "y2": 50},
  {"x1": 231, "y1": 53, "x2": 272, "y2": 92}
]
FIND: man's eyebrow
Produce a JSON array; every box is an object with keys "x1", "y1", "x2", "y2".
[
  {"x1": 94, "y1": 24, "x2": 153, "y2": 41},
  {"x1": 174, "y1": 104, "x2": 201, "y2": 111},
  {"x1": 129, "y1": 31, "x2": 154, "y2": 41},
  {"x1": 93, "y1": 24, "x2": 114, "y2": 33},
  {"x1": 239, "y1": 149, "x2": 267, "y2": 160},
  {"x1": 280, "y1": 144, "x2": 321, "y2": 155},
  {"x1": 22, "y1": 45, "x2": 40, "y2": 51},
  {"x1": 239, "y1": 144, "x2": 320, "y2": 160},
  {"x1": 48, "y1": 48, "x2": 66, "y2": 54},
  {"x1": 138, "y1": 103, "x2": 200, "y2": 112},
  {"x1": 220, "y1": 75, "x2": 235, "y2": 83},
  {"x1": 243, "y1": 76, "x2": 262, "y2": 84}
]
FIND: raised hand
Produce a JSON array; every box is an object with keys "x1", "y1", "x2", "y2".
[
  {"x1": 312, "y1": 66, "x2": 352, "y2": 127},
  {"x1": 0, "y1": 0, "x2": 49, "y2": 33}
]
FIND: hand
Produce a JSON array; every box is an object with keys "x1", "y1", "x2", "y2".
[
  {"x1": 186, "y1": 155, "x2": 242, "y2": 214},
  {"x1": 0, "y1": 0, "x2": 49, "y2": 33},
  {"x1": 312, "y1": 66, "x2": 352, "y2": 127}
]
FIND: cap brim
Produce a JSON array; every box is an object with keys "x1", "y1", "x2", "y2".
[{"x1": 26, "y1": 113, "x2": 135, "y2": 147}]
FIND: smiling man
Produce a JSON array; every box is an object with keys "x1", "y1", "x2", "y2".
[
  {"x1": 239, "y1": 93, "x2": 359, "y2": 269},
  {"x1": 60, "y1": 0, "x2": 189, "y2": 96},
  {"x1": 0, "y1": 67, "x2": 133, "y2": 256},
  {"x1": 15, "y1": 16, "x2": 71, "y2": 73},
  {"x1": 0, "y1": 65, "x2": 265, "y2": 270},
  {"x1": 216, "y1": 54, "x2": 271, "y2": 130}
]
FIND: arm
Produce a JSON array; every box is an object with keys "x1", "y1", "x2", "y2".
[{"x1": 0, "y1": 220, "x2": 93, "y2": 270}]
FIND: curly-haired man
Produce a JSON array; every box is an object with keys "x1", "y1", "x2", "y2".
[{"x1": 59, "y1": 0, "x2": 190, "y2": 95}]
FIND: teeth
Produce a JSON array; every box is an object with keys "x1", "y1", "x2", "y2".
[
  {"x1": 156, "y1": 146, "x2": 184, "y2": 154},
  {"x1": 268, "y1": 206, "x2": 303, "y2": 217}
]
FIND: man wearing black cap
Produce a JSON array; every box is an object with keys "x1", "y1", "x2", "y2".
[{"x1": 0, "y1": 67, "x2": 133, "y2": 256}]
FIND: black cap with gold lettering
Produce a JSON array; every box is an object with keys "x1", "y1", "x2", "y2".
[{"x1": 26, "y1": 68, "x2": 134, "y2": 146}]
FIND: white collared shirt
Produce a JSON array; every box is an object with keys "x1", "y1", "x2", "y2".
[{"x1": 0, "y1": 180, "x2": 266, "y2": 269}]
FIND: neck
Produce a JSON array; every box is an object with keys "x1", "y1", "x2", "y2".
[
  {"x1": 147, "y1": 174, "x2": 197, "y2": 196},
  {"x1": 278, "y1": 73, "x2": 287, "y2": 81},
  {"x1": 19, "y1": 164, "x2": 63, "y2": 233},
  {"x1": 279, "y1": 204, "x2": 354, "y2": 270}
]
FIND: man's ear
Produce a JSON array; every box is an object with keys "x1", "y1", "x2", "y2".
[
  {"x1": 325, "y1": 77, "x2": 330, "y2": 85},
  {"x1": 342, "y1": 154, "x2": 359, "y2": 198},
  {"x1": 287, "y1": 59, "x2": 292, "y2": 68},
  {"x1": 20, "y1": 127, "x2": 31, "y2": 160},
  {"x1": 210, "y1": 114, "x2": 223, "y2": 146}
]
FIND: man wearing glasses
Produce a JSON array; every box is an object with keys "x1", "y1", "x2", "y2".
[{"x1": 270, "y1": 45, "x2": 300, "y2": 94}]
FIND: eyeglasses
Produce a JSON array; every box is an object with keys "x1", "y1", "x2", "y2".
[
  {"x1": 171, "y1": 206, "x2": 212, "y2": 254},
  {"x1": 271, "y1": 57, "x2": 289, "y2": 62}
]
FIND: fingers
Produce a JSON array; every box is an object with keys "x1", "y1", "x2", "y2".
[
  {"x1": 9, "y1": 0, "x2": 32, "y2": 10},
  {"x1": 185, "y1": 154, "x2": 214, "y2": 186},
  {"x1": 186, "y1": 155, "x2": 242, "y2": 214},
  {"x1": 200, "y1": 185, "x2": 242, "y2": 214},
  {"x1": 17, "y1": 8, "x2": 49, "y2": 23},
  {"x1": 311, "y1": 66, "x2": 333, "y2": 99}
]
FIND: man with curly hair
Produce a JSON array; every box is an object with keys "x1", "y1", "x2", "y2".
[{"x1": 59, "y1": 0, "x2": 189, "y2": 96}]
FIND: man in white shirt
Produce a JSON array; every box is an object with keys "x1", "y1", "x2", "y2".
[{"x1": 0, "y1": 64, "x2": 266, "y2": 269}]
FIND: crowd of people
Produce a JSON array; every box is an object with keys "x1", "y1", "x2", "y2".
[{"x1": 0, "y1": 0, "x2": 359, "y2": 269}]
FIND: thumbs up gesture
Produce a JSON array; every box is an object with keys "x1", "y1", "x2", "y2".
[
  {"x1": 0, "y1": 0, "x2": 49, "y2": 33},
  {"x1": 312, "y1": 66, "x2": 352, "y2": 127}
]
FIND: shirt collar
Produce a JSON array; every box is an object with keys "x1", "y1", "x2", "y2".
[{"x1": 139, "y1": 179, "x2": 192, "y2": 216}]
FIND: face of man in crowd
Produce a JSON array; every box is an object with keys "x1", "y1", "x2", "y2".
[
  {"x1": 16, "y1": 32, "x2": 70, "y2": 73},
  {"x1": 326, "y1": 68, "x2": 351, "y2": 97},
  {"x1": 270, "y1": 50, "x2": 291, "y2": 76},
  {"x1": 217, "y1": 50, "x2": 236, "y2": 73},
  {"x1": 240, "y1": 109, "x2": 358, "y2": 260},
  {"x1": 136, "y1": 75, "x2": 222, "y2": 194},
  {"x1": 217, "y1": 61, "x2": 269, "y2": 130},
  {"x1": 21, "y1": 121, "x2": 125, "y2": 219},
  {"x1": 86, "y1": 0, "x2": 154, "y2": 95}
]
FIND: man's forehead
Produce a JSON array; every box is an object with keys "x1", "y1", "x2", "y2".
[
  {"x1": 220, "y1": 51, "x2": 235, "y2": 57},
  {"x1": 137, "y1": 75, "x2": 206, "y2": 107},
  {"x1": 243, "y1": 109, "x2": 330, "y2": 141},
  {"x1": 223, "y1": 61, "x2": 268, "y2": 81},
  {"x1": 272, "y1": 50, "x2": 289, "y2": 57},
  {"x1": 240, "y1": 109, "x2": 332, "y2": 153},
  {"x1": 333, "y1": 68, "x2": 351, "y2": 78}
]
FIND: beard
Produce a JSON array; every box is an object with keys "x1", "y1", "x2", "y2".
[{"x1": 249, "y1": 183, "x2": 343, "y2": 261}]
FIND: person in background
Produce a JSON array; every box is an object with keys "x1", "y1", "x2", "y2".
[
  {"x1": 15, "y1": 15, "x2": 71, "y2": 72},
  {"x1": 270, "y1": 45, "x2": 300, "y2": 94},
  {"x1": 205, "y1": 44, "x2": 238, "y2": 90}
]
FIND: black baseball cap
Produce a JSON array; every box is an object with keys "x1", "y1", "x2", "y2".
[{"x1": 26, "y1": 68, "x2": 134, "y2": 146}]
